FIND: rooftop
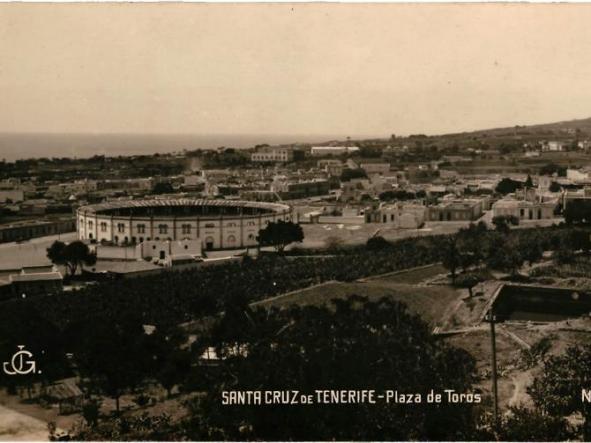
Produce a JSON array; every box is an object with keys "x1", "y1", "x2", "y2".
[{"x1": 9, "y1": 271, "x2": 63, "y2": 282}]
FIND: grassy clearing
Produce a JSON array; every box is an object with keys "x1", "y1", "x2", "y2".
[
  {"x1": 530, "y1": 256, "x2": 591, "y2": 279},
  {"x1": 256, "y1": 279, "x2": 461, "y2": 327},
  {"x1": 369, "y1": 264, "x2": 448, "y2": 284}
]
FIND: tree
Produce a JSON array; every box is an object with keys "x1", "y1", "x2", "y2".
[
  {"x1": 257, "y1": 220, "x2": 304, "y2": 253},
  {"x1": 552, "y1": 241, "x2": 575, "y2": 264},
  {"x1": 569, "y1": 228, "x2": 591, "y2": 254},
  {"x1": 496, "y1": 406, "x2": 575, "y2": 441},
  {"x1": 70, "y1": 413, "x2": 182, "y2": 441},
  {"x1": 194, "y1": 297, "x2": 482, "y2": 441},
  {"x1": 71, "y1": 315, "x2": 152, "y2": 413},
  {"x1": 492, "y1": 215, "x2": 519, "y2": 234},
  {"x1": 81, "y1": 401, "x2": 100, "y2": 427},
  {"x1": 549, "y1": 181, "x2": 561, "y2": 193},
  {"x1": 366, "y1": 235, "x2": 391, "y2": 251},
  {"x1": 151, "y1": 182, "x2": 175, "y2": 194},
  {"x1": 486, "y1": 235, "x2": 524, "y2": 275},
  {"x1": 455, "y1": 273, "x2": 483, "y2": 298},
  {"x1": 519, "y1": 232, "x2": 544, "y2": 265},
  {"x1": 564, "y1": 200, "x2": 591, "y2": 225},
  {"x1": 495, "y1": 178, "x2": 523, "y2": 195},
  {"x1": 46, "y1": 240, "x2": 67, "y2": 267},
  {"x1": 528, "y1": 345, "x2": 591, "y2": 440},
  {"x1": 525, "y1": 174, "x2": 533, "y2": 188},
  {"x1": 47, "y1": 240, "x2": 97, "y2": 276},
  {"x1": 456, "y1": 222, "x2": 489, "y2": 270},
  {"x1": 340, "y1": 168, "x2": 368, "y2": 182},
  {"x1": 441, "y1": 236, "x2": 461, "y2": 283},
  {"x1": 539, "y1": 162, "x2": 566, "y2": 177},
  {"x1": 147, "y1": 327, "x2": 192, "y2": 398}
]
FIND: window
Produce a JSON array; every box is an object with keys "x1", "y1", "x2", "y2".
[
  {"x1": 100, "y1": 222, "x2": 107, "y2": 232},
  {"x1": 204, "y1": 223, "x2": 215, "y2": 228},
  {"x1": 158, "y1": 224, "x2": 168, "y2": 234},
  {"x1": 117, "y1": 223, "x2": 125, "y2": 233},
  {"x1": 137, "y1": 224, "x2": 146, "y2": 234},
  {"x1": 247, "y1": 221, "x2": 256, "y2": 226},
  {"x1": 181, "y1": 224, "x2": 191, "y2": 234},
  {"x1": 88, "y1": 220, "x2": 93, "y2": 229},
  {"x1": 227, "y1": 222, "x2": 237, "y2": 227},
  {"x1": 227, "y1": 235, "x2": 236, "y2": 244},
  {"x1": 520, "y1": 209, "x2": 525, "y2": 217}
]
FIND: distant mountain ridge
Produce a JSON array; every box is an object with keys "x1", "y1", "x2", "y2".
[{"x1": 443, "y1": 117, "x2": 591, "y2": 138}]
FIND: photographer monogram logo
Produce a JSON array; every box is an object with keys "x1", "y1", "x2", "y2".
[{"x1": 2, "y1": 345, "x2": 39, "y2": 376}]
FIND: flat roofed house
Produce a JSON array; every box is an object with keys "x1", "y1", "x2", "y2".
[
  {"x1": 44, "y1": 379, "x2": 84, "y2": 415},
  {"x1": 365, "y1": 202, "x2": 426, "y2": 229},
  {"x1": 492, "y1": 198, "x2": 557, "y2": 221},
  {"x1": 9, "y1": 269, "x2": 63, "y2": 298},
  {"x1": 427, "y1": 200, "x2": 483, "y2": 222},
  {"x1": 360, "y1": 162, "x2": 391, "y2": 176},
  {"x1": 138, "y1": 239, "x2": 202, "y2": 262},
  {"x1": 310, "y1": 146, "x2": 360, "y2": 157},
  {"x1": 251, "y1": 147, "x2": 294, "y2": 163}
]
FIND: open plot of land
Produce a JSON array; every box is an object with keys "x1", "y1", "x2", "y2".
[
  {"x1": 366, "y1": 263, "x2": 448, "y2": 284},
  {"x1": 256, "y1": 278, "x2": 462, "y2": 327},
  {"x1": 299, "y1": 222, "x2": 471, "y2": 249},
  {"x1": 0, "y1": 232, "x2": 77, "y2": 272},
  {"x1": 0, "y1": 404, "x2": 49, "y2": 441},
  {"x1": 444, "y1": 330, "x2": 528, "y2": 409}
]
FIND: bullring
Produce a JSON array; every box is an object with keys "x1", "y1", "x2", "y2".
[{"x1": 77, "y1": 198, "x2": 293, "y2": 250}]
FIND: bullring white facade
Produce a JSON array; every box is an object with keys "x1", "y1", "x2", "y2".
[{"x1": 77, "y1": 199, "x2": 293, "y2": 251}]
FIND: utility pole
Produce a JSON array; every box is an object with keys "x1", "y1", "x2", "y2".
[{"x1": 485, "y1": 309, "x2": 499, "y2": 431}]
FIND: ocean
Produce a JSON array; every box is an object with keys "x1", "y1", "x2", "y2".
[{"x1": 0, "y1": 132, "x2": 365, "y2": 162}]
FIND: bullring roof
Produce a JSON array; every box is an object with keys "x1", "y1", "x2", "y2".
[{"x1": 77, "y1": 198, "x2": 291, "y2": 215}]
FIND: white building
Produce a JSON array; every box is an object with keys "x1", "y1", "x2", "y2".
[
  {"x1": 0, "y1": 189, "x2": 24, "y2": 203},
  {"x1": 311, "y1": 146, "x2": 360, "y2": 157},
  {"x1": 137, "y1": 239, "x2": 202, "y2": 263},
  {"x1": 365, "y1": 202, "x2": 426, "y2": 229},
  {"x1": 492, "y1": 197, "x2": 557, "y2": 221},
  {"x1": 360, "y1": 162, "x2": 391, "y2": 176},
  {"x1": 566, "y1": 168, "x2": 591, "y2": 183},
  {"x1": 251, "y1": 147, "x2": 294, "y2": 163},
  {"x1": 541, "y1": 141, "x2": 565, "y2": 152}
]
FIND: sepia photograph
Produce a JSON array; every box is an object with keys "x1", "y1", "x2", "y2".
[{"x1": 1, "y1": 3, "x2": 591, "y2": 441}]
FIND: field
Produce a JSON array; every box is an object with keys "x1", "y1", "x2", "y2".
[
  {"x1": 255, "y1": 264, "x2": 463, "y2": 328},
  {"x1": 299, "y1": 222, "x2": 474, "y2": 249}
]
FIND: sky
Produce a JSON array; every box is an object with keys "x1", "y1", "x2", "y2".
[{"x1": 1, "y1": 3, "x2": 591, "y2": 137}]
